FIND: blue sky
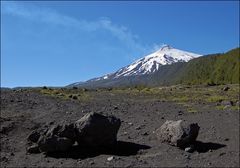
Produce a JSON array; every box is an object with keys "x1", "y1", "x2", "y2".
[{"x1": 1, "y1": 1, "x2": 239, "y2": 87}]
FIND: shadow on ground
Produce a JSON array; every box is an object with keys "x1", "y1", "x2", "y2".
[
  {"x1": 46, "y1": 141, "x2": 151, "y2": 159},
  {"x1": 194, "y1": 141, "x2": 226, "y2": 153}
]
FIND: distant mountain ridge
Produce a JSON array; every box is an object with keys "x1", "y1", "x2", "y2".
[{"x1": 69, "y1": 47, "x2": 239, "y2": 88}]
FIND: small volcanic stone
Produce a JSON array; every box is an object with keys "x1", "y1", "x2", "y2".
[
  {"x1": 178, "y1": 111, "x2": 183, "y2": 115},
  {"x1": 135, "y1": 126, "x2": 141, "y2": 130},
  {"x1": 107, "y1": 156, "x2": 114, "y2": 161},
  {"x1": 142, "y1": 132, "x2": 149, "y2": 136},
  {"x1": 221, "y1": 100, "x2": 233, "y2": 106},
  {"x1": 184, "y1": 145, "x2": 195, "y2": 153},
  {"x1": 219, "y1": 152, "x2": 226, "y2": 156},
  {"x1": 222, "y1": 86, "x2": 230, "y2": 91},
  {"x1": 72, "y1": 95, "x2": 78, "y2": 100}
]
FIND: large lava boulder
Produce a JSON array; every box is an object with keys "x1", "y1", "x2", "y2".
[
  {"x1": 27, "y1": 113, "x2": 121, "y2": 153},
  {"x1": 156, "y1": 120, "x2": 200, "y2": 149},
  {"x1": 38, "y1": 136, "x2": 74, "y2": 153},
  {"x1": 27, "y1": 123, "x2": 76, "y2": 153},
  {"x1": 27, "y1": 125, "x2": 49, "y2": 143},
  {"x1": 74, "y1": 112, "x2": 121, "y2": 148},
  {"x1": 37, "y1": 123, "x2": 76, "y2": 153}
]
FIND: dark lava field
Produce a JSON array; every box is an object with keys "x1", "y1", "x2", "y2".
[{"x1": 0, "y1": 84, "x2": 239, "y2": 167}]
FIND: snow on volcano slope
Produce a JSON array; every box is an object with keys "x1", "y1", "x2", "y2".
[
  {"x1": 101, "y1": 45, "x2": 202, "y2": 79},
  {"x1": 71, "y1": 45, "x2": 202, "y2": 85}
]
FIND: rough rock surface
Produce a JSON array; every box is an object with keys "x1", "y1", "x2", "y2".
[
  {"x1": 26, "y1": 144, "x2": 40, "y2": 154},
  {"x1": 75, "y1": 112, "x2": 121, "y2": 148},
  {"x1": 27, "y1": 130, "x2": 42, "y2": 143},
  {"x1": 38, "y1": 136, "x2": 74, "y2": 152},
  {"x1": 156, "y1": 120, "x2": 200, "y2": 148},
  {"x1": 27, "y1": 126, "x2": 48, "y2": 143},
  {"x1": 44, "y1": 123, "x2": 76, "y2": 140},
  {"x1": 26, "y1": 113, "x2": 121, "y2": 153}
]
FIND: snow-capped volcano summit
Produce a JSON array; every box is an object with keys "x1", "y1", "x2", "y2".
[
  {"x1": 92, "y1": 45, "x2": 202, "y2": 81},
  {"x1": 113, "y1": 45, "x2": 201, "y2": 77}
]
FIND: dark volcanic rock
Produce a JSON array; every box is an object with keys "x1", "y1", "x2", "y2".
[
  {"x1": 27, "y1": 123, "x2": 76, "y2": 153},
  {"x1": 156, "y1": 120, "x2": 200, "y2": 149},
  {"x1": 221, "y1": 100, "x2": 233, "y2": 106},
  {"x1": 28, "y1": 130, "x2": 42, "y2": 143},
  {"x1": 45, "y1": 123, "x2": 76, "y2": 140},
  {"x1": 222, "y1": 86, "x2": 230, "y2": 91},
  {"x1": 38, "y1": 136, "x2": 74, "y2": 153},
  {"x1": 26, "y1": 112, "x2": 121, "y2": 153},
  {"x1": 27, "y1": 144, "x2": 40, "y2": 153},
  {"x1": 178, "y1": 110, "x2": 183, "y2": 116},
  {"x1": 37, "y1": 123, "x2": 76, "y2": 153},
  {"x1": 72, "y1": 95, "x2": 78, "y2": 100},
  {"x1": 74, "y1": 112, "x2": 121, "y2": 148}
]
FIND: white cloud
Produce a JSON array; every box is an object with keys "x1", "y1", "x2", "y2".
[
  {"x1": 151, "y1": 43, "x2": 169, "y2": 52},
  {"x1": 1, "y1": 1, "x2": 154, "y2": 57}
]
